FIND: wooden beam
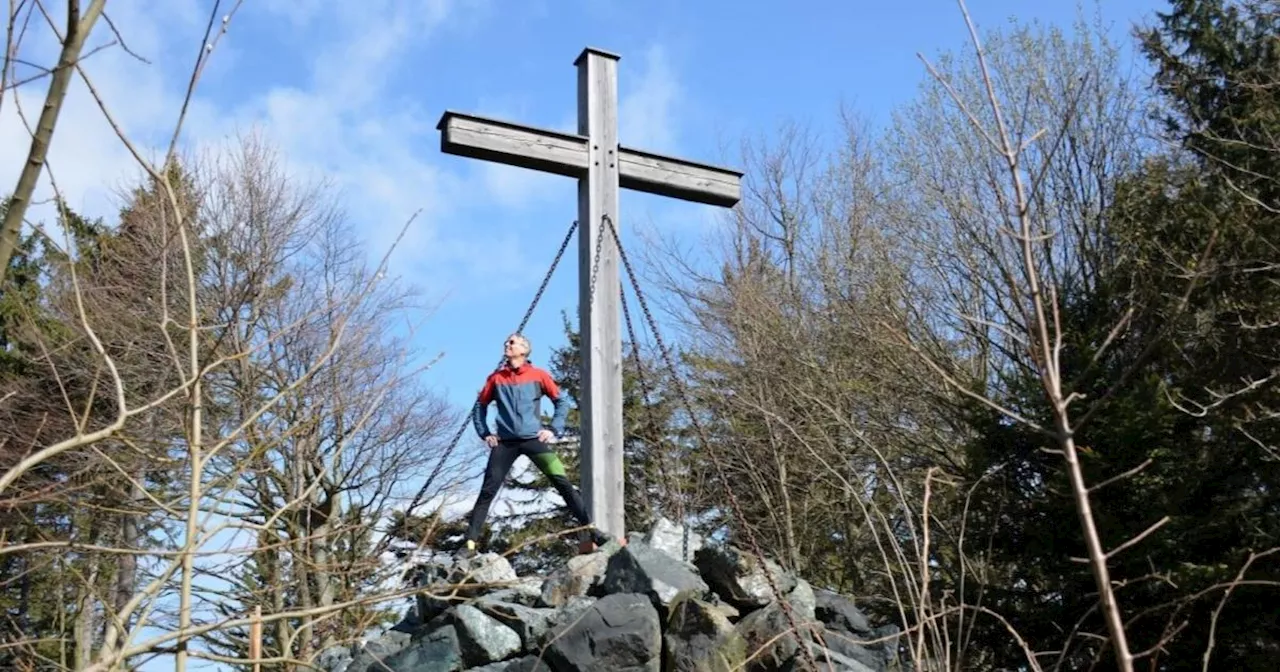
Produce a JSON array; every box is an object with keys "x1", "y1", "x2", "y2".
[
  {"x1": 437, "y1": 111, "x2": 588, "y2": 177},
  {"x1": 437, "y1": 111, "x2": 742, "y2": 208},
  {"x1": 619, "y1": 146, "x2": 742, "y2": 207},
  {"x1": 435, "y1": 46, "x2": 745, "y2": 544},
  {"x1": 576, "y1": 47, "x2": 626, "y2": 539}
]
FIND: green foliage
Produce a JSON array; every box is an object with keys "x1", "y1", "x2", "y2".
[{"x1": 956, "y1": 2, "x2": 1280, "y2": 667}]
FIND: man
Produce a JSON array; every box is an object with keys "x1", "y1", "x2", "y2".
[{"x1": 462, "y1": 333, "x2": 612, "y2": 555}]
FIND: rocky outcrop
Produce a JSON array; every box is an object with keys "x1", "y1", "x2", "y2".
[{"x1": 320, "y1": 518, "x2": 904, "y2": 672}]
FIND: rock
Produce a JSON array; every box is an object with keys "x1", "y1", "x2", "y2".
[
  {"x1": 713, "y1": 601, "x2": 740, "y2": 621},
  {"x1": 416, "y1": 592, "x2": 456, "y2": 626},
  {"x1": 449, "y1": 604, "x2": 522, "y2": 666},
  {"x1": 788, "y1": 579, "x2": 816, "y2": 620},
  {"x1": 414, "y1": 554, "x2": 518, "y2": 624},
  {"x1": 814, "y1": 589, "x2": 873, "y2": 636},
  {"x1": 345, "y1": 629, "x2": 413, "y2": 672},
  {"x1": 599, "y1": 540, "x2": 710, "y2": 617},
  {"x1": 820, "y1": 627, "x2": 885, "y2": 671},
  {"x1": 703, "y1": 592, "x2": 741, "y2": 621},
  {"x1": 733, "y1": 580, "x2": 820, "y2": 672},
  {"x1": 695, "y1": 544, "x2": 797, "y2": 610},
  {"x1": 378, "y1": 623, "x2": 463, "y2": 672},
  {"x1": 543, "y1": 592, "x2": 662, "y2": 672},
  {"x1": 786, "y1": 641, "x2": 880, "y2": 672},
  {"x1": 537, "y1": 594, "x2": 598, "y2": 646},
  {"x1": 540, "y1": 549, "x2": 610, "y2": 607},
  {"x1": 473, "y1": 599, "x2": 558, "y2": 649},
  {"x1": 644, "y1": 516, "x2": 705, "y2": 562},
  {"x1": 872, "y1": 623, "x2": 903, "y2": 669},
  {"x1": 510, "y1": 577, "x2": 546, "y2": 603},
  {"x1": 467, "y1": 656, "x2": 553, "y2": 671},
  {"x1": 663, "y1": 593, "x2": 748, "y2": 672},
  {"x1": 451, "y1": 552, "x2": 519, "y2": 589},
  {"x1": 311, "y1": 519, "x2": 907, "y2": 672},
  {"x1": 316, "y1": 645, "x2": 352, "y2": 672}
]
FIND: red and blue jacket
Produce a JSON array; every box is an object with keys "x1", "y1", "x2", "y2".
[{"x1": 472, "y1": 361, "x2": 570, "y2": 441}]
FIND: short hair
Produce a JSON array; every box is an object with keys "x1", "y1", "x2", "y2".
[{"x1": 505, "y1": 333, "x2": 531, "y2": 354}]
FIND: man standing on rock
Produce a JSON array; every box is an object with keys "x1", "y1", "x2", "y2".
[{"x1": 462, "y1": 333, "x2": 613, "y2": 556}]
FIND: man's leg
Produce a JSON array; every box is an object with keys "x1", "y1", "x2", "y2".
[
  {"x1": 522, "y1": 440, "x2": 611, "y2": 548},
  {"x1": 464, "y1": 442, "x2": 521, "y2": 545}
]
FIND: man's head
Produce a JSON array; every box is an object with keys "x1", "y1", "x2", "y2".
[{"x1": 504, "y1": 333, "x2": 531, "y2": 365}]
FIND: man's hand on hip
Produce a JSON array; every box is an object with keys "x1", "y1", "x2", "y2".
[
  {"x1": 484, "y1": 434, "x2": 499, "y2": 448},
  {"x1": 537, "y1": 429, "x2": 555, "y2": 444}
]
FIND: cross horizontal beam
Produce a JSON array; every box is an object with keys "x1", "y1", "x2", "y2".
[{"x1": 437, "y1": 111, "x2": 743, "y2": 207}]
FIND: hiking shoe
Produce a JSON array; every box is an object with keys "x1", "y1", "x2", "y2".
[{"x1": 577, "y1": 527, "x2": 624, "y2": 554}]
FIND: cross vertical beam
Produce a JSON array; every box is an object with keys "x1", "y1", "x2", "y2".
[
  {"x1": 435, "y1": 46, "x2": 742, "y2": 542},
  {"x1": 576, "y1": 47, "x2": 625, "y2": 538}
]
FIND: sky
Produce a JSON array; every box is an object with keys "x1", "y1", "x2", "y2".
[{"x1": 1, "y1": 0, "x2": 1168, "y2": 664}]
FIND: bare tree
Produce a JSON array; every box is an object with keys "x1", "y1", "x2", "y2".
[
  {"x1": 637, "y1": 110, "x2": 1010, "y2": 670},
  {"x1": 187, "y1": 135, "x2": 456, "y2": 666},
  {"x1": 882, "y1": 3, "x2": 1162, "y2": 670},
  {"x1": 0, "y1": 0, "x2": 106, "y2": 284},
  {"x1": 0, "y1": 4, "x2": 472, "y2": 669}
]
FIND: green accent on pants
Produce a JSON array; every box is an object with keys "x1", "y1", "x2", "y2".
[{"x1": 530, "y1": 451, "x2": 567, "y2": 477}]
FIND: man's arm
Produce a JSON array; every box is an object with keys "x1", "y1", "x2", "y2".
[
  {"x1": 540, "y1": 370, "x2": 570, "y2": 437},
  {"x1": 472, "y1": 375, "x2": 496, "y2": 439}
]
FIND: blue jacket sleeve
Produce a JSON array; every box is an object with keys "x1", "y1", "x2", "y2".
[
  {"x1": 542, "y1": 370, "x2": 570, "y2": 437},
  {"x1": 472, "y1": 375, "x2": 495, "y2": 438}
]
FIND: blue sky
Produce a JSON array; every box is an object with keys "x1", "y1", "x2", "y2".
[
  {"x1": 3, "y1": 0, "x2": 1167, "y2": 663},
  {"x1": 2, "y1": 0, "x2": 1167, "y2": 421}
]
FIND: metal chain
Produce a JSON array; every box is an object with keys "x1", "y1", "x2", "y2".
[
  {"x1": 602, "y1": 214, "x2": 820, "y2": 672},
  {"x1": 586, "y1": 214, "x2": 609, "y2": 306},
  {"x1": 397, "y1": 219, "x2": 580, "y2": 535},
  {"x1": 619, "y1": 283, "x2": 688, "y2": 560}
]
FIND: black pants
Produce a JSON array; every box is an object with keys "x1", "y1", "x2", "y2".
[{"x1": 464, "y1": 438, "x2": 592, "y2": 542}]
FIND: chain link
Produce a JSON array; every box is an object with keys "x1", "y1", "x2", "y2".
[
  {"x1": 602, "y1": 214, "x2": 820, "y2": 672},
  {"x1": 586, "y1": 214, "x2": 609, "y2": 305},
  {"x1": 619, "y1": 283, "x2": 688, "y2": 559}
]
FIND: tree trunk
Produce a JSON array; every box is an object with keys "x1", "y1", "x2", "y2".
[
  {"x1": 72, "y1": 563, "x2": 99, "y2": 670},
  {"x1": 0, "y1": 0, "x2": 106, "y2": 283},
  {"x1": 113, "y1": 478, "x2": 142, "y2": 623}
]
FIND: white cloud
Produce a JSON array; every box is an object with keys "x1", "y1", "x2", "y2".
[
  {"x1": 463, "y1": 44, "x2": 687, "y2": 216},
  {"x1": 1, "y1": 0, "x2": 465, "y2": 283},
  {"x1": 2, "y1": 0, "x2": 690, "y2": 304},
  {"x1": 620, "y1": 44, "x2": 682, "y2": 153}
]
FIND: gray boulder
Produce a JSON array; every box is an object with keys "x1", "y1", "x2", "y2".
[
  {"x1": 316, "y1": 645, "x2": 352, "y2": 672},
  {"x1": 872, "y1": 623, "x2": 903, "y2": 669},
  {"x1": 643, "y1": 516, "x2": 705, "y2": 562},
  {"x1": 814, "y1": 588, "x2": 873, "y2": 635},
  {"x1": 449, "y1": 604, "x2": 522, "y2": 666},
  {"x1": 695, "y1": 544, "x2": 798, "y2": 610},
  {"x1": 472, "y1": 597, "x2": 558, "y2": 650},
  {"x1": 663, "y1": 593, "x2": 748, "y2": 672},
  {"x1": 451, "y1": 552, "x2": 519, "y2": 589},
  {"x1": 733, "y1": 580, "x2": 819, "y2": 672},
  {"x1": 313, "y1": 518, "x2": 905, "y2": 672},
  {"x1": 599, "y1": 540, "x2": 710, "y2": 618},
  {"x1": 466, "y1": 656, "x2": 552, "y2": 671},
  {"x1": 345, "y1": 629, "x2": 413, "y2": 672},
  {"x1": 539, "y1": 549, "x2": 611, "y2": 607},
  {"x1": 787, "y1": 641, "x2": 879, "y2": 672},
  {"x1": 377, "y1": 623, "x2": 463, "y2": 672},
  {"x1": 543, "y1": 592, "x2": 662, "y2": 672},
  {"x1": 820, "y1": 627, "x2": 886, "y2": 672}
]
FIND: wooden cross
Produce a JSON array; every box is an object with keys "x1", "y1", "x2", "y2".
[{"x1": 436, "y1": 47, "x2": 742, "y2": 538}]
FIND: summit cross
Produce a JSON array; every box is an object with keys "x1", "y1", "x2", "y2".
[{"x1": 436, "y1": 46, "x2": 743, "y2": 539}]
